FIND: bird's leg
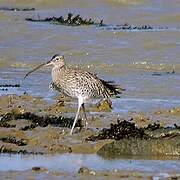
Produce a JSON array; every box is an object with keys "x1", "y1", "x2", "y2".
[
  {"x1": 70, "y1": 97, "x2": 84, "y2": 135},
  {"x1": 82, "y1": 103, "x2": 88, "y2": 127}
]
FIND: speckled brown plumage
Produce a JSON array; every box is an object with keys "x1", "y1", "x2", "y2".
[{"x1": 52, "y1": 66, "x2": 122, "y2": 100}]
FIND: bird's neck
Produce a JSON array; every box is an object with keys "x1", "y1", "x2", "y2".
[
  {"x1": 54, "y1": 62, "x2": 66, "y2": 68},
  {"x1": 52, "y1": 64, "x2": 67, "y2": 82}
]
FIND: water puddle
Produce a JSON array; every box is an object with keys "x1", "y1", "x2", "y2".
[
  {"x1": 112, "y1": 98, "x2": 180, "y2": 113},
  {"x1": 0, "y1": 153, "x2": 180, "y2": 173}
]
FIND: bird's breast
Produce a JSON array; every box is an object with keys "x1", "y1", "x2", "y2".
[{"x1": 51, "y1": 67, "x2": 106, "y2": 99}]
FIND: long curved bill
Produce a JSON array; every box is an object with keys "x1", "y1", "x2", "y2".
[{"x1": 24, "y1": 60, "x2": 51, "y2": 79}]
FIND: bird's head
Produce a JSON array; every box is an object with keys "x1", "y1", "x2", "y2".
[
  {"x1": 44, "y1": 54, "x2": 65, "y2": 68},
  {"x1": 24, "y1": 54, "x2": 65, "y2": 79}
]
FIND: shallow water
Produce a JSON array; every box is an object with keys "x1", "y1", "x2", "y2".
[{"x1": 0, "y1": 153, "x2": 180, "y2": 174}]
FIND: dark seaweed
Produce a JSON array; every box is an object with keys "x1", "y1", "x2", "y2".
[
  {"x1": 101, "y1": 23, "x2": 173, "y2": 31},
  {"x1": 0, "y1": 84, "x2": 20, "y2": 87},
  {"x1": 86, "y1": 120, "x2": 145, "y2": 141},
  {"x1": 144, "y1": 123, "x2": 161, "y2": 131},
  {"x1": 86, "y1": 119, "x2": 180, "y2": 141},
  {"x1": 0, "y1": 136, "x2": 27, "y2": 146},
  {"x1": 106, "y1": 23, "x2": 153, "y2": 31},
  {"x1": 25, "y1": 13, "x2": 175, "y2": 31},
  {"x1": 1, "y1": 112, "x2": 82, "y2": 129},
  {"x1": 174, "y1": 124, "x2": 180, "y2": 129},
  {"x1": 26, "y1": 13, "x2": 104, "y2": 26},
  {"x1": 20, "y1": 123, "x2": 38, "y2": 131},
  {"x1": 0, "y1": 113, "x2": 16, "y2": 127},
  {"x1": 0, "y1": 145, "x2": 43, "y2": 154},
  {"x1": 0, "y1": 7, "x2": 35, "y2": 11},
  {"x1": 0, "y1": 122, "x2": 16, "y2": 128}
]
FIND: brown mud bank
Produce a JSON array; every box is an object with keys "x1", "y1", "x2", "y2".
[{"x1": 0, "y1": 94, "x2": 180, "y2": 157}]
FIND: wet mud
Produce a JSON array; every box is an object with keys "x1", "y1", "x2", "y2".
[
  {"x1": 0, "y1": 94, "x2": 112, "y2": 154},
  {"x1": 0, "y1": 94, "x2": 179, "y2": 158}
]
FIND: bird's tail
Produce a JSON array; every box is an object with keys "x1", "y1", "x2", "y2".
[{"x1": 100, "y1": 79, "x2": 125, "y2": 97}]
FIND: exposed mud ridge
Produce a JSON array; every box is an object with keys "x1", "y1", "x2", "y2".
[
  {"x1": 97, "y1": 135, "x2": 180, "y2": 159},
  {"x1": 26, "y1": 13, "x2": 104, "y2": 26},
  {"x1": 1, "y1": 111, "x2": 82, "y2": 129},
  {"x1": 0, "y1": 145, "x2": 43, "y2": 154},
  {"x1": 86, "y1": 119, "x2": 180, "y2": 141},
  {"x1": 94, "y1": 120, "x2": 180, "y2": 158},
  {"x1": 0, "y1": 7, "x2": 35, "y2": 11}
]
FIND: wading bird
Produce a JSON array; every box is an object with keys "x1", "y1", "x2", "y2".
[{"x1": 24, "y1": 54, "x2": 124, "y2": 135}]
